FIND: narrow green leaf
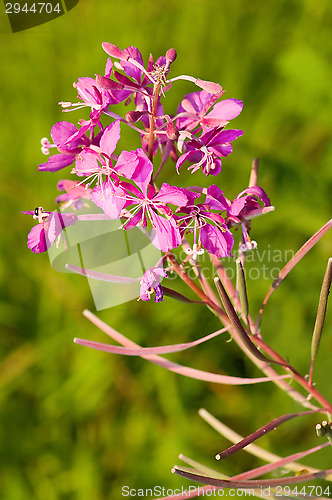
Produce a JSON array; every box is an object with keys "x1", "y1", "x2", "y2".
[
  {"x1": 311, "y1": 258, "x2": 332, "y2": 362},
  {"x1": 214, "y1": 278, "x2": 284, "y2": 366},
  {"x1": 162, "y1": 286, "x2": 204, "y2": 304},
  {"x1": 236, "y1": 259, "x2": 249, "y2": 320}
]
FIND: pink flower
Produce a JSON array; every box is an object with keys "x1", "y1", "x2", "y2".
[
  {"x1": 175, "y1": 185, "x2": 234, "y2": 259},
  {"x1": 56, "y1": 180, "x2": 92, "y2": 209},
  {"x1": 140, "y1": 267, "x2": 168, "y2": 302},
  {"x1": 176, "y1": 127, "x2": 243, "y2": 176},
  {"x1": 115, "y1": 180, "x2": 187, "y2": 252},
  {"x1": 91, "y1": 150, "x2": 189, "y2": 251},
  {"x1": 227, "y1": 186, "x2": 273, "y2": 252},
  {"x1": 23, "y1": 209, "x2": 77, "y2": 253},
  {"x1": 38, "y1": 121, "x2": 90, "y2": 172},
  {"x1": 227, "y1": 186, "x2": 272, "y2": 224},
  {"x1": 176, "y1": 90, "x2": 243, "y2": 132},
  {"x1": 73, "y1": 121, "x2": 121, "y2": 184}
]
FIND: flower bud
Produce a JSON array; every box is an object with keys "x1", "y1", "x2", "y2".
[
  {"x1": 166, "y1": 48, "x2": 177, "y2": 64},
  {"x1": 125, "y1": 111, "x2": 144, "y2": 123},
  {"x1": 166, "y1": 118, "x2": 178, "y2": 141}
]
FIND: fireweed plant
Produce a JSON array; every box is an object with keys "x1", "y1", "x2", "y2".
[{"x1": 24, "y1": 43, "x2": 332, "y2": 497}]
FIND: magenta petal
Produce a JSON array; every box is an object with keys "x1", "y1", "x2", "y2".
[
  {"x1": 200, "y1": 224, "x2": 234, "y2": 258},
  {"x1": 202, "y1": 211, "x2": 225, "y2": 225},
  {"x1": 179, "y1": 93, "x2": 199, "y2": 114},
  {"x1": 76, "y1": 77, "x2": 98, "y2": 103},
  {"x1": 104, "y1": 58, "x2": 113, "y2": 78},
  {"x1": 91, "y1": 180, "x2": 125, "y2": 218},
  {"x1": 127, "y1": 149, "x2": 153, "y2": 195},
  {"x1": 47, "y1": 213, "x2": 77, "y2": 243},
  {"x1": 209, "y1": 144, "x2": 233, "y2": 158},
  {"x1": 209, "y1": 128, "x2": 244, "y2": 146},
  {"x1": 74, "y1": 149, "x2": 103, "y2": 176},
  {"x1": 205, "y1": 185, "x2": 230, "y2": 210},
  {"x1": 27, "y1": 212, "x2": 76, "y2": 253},
  {"x1": 180, "y1": 188, "x2": 201, "y2": 206},
  {"x1": 177, "y1": 90, "x2": 225, "y2": 131},
  {"x1": 176, "y1": 150, "x2": 199, "y2": 172},
  {"x1": 63, "y1": 124, "x2": 91, "y2": 149},
  {"x1": 153, "y1": 183, "x2": 189, "y2": 207},
  {"x1": 150, "y1": 212, "x2": 181, "y2": 251},
  {"x1": 118, "y1": 181, "x2": 144, "y2": 200},
  {"x1": 122, "y1": 208, "x2": 144, "y2": 230},
  {"x1": 100, "y1": 120, "x2": 121, "y2": 157},
  {"x1": 121, "y1": 46, "x2": 144, "y2": 83},
  {"x1": 115, "y1": 149, "x2": 153, "y2": 193},
  {"x1": 140, "y1": 266, "x2": 168, "y2": 301},
  {"x1": 56, "y1": 180, "x2": 92, "y2": 203},
  {"x1": 38, "y1": 154, "x2": 75, "y2": 172},
  {"x1": 228, "y1": 197, "x2": 247, "y2": 217},
  {"x1": 202, "y1": 157, "x2": 222, "y2": 176},
  {"x1": 51, "y1": 121, "x2": 81, "y2": 148},
  {"x1": 115, "y1": 150, "x2": 139, "y2": 177},
  {"x1": 208, "y1": 98, "x2": 243, "y2": 121},
  {"x1": 27, "y1": 225, "x2": 47, "y2": 253},
  {"x1": 236, "y1": 186, "x2": 271, "y2": 207},
  {"x1": 75, "y1": 77, "x2": 111, "y2": 109}
]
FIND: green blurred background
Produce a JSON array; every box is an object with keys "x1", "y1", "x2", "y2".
[{"x1": 1, "y1": 0, "x2": 332, "y2": 498}]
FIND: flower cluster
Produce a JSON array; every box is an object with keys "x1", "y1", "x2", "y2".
[{"x1": 25, "y1": 43, "x2": 272, "y2": 302}]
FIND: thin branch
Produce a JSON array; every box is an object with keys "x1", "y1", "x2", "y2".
[{"x1": 257, "y1": 219, "x2": 332, "y2": 327}]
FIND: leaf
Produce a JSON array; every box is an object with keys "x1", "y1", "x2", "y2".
[
  {"x1": 162, "y1": 286, "x2": 204, "y2": 304},
  {"x1": 232, "y1": 442, "x2": 329, "y2": 481},
  {"x1": 215, "y1": 410, "x2": 323, "y2": 460},
  {"x1": 214, "y1": 278, "x2": 285, "y2": 366},
  {"x1": 74, "y1": 327, "x2": 228, "y2": 356},
  {"x1": 172, "y1": 465, "x2": 332, "y2": 488},
  {"x1": 310, "y1": 258, "x2": 332, "y2": 366},
  {"x1": 257, "y1": 219, "x2": 332, "y2": 325},
  {"x1": 82, "y1": 310, "x2": 290, "y2": 385}
]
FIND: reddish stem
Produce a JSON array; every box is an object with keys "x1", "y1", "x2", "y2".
[
  {"x1": 167, "y1": 252, "x2": 227, "y2": 319},
  {"x1": 147, "y1": 83, "x2": 161, "y2": 162},
  {"x1": 252, "y1": 334, "x2": 332, "y2": 414}
]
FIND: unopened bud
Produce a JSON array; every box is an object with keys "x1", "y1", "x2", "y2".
[
  {"x1": 166, "y1": 48, "x2": 177, "y2": 63},
  {"x1": 125, "y1": 111, "x2": 143, "y2": 123},
  {"x1": 166, "y1": 119, "x2": 178, "y2": 141}
]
